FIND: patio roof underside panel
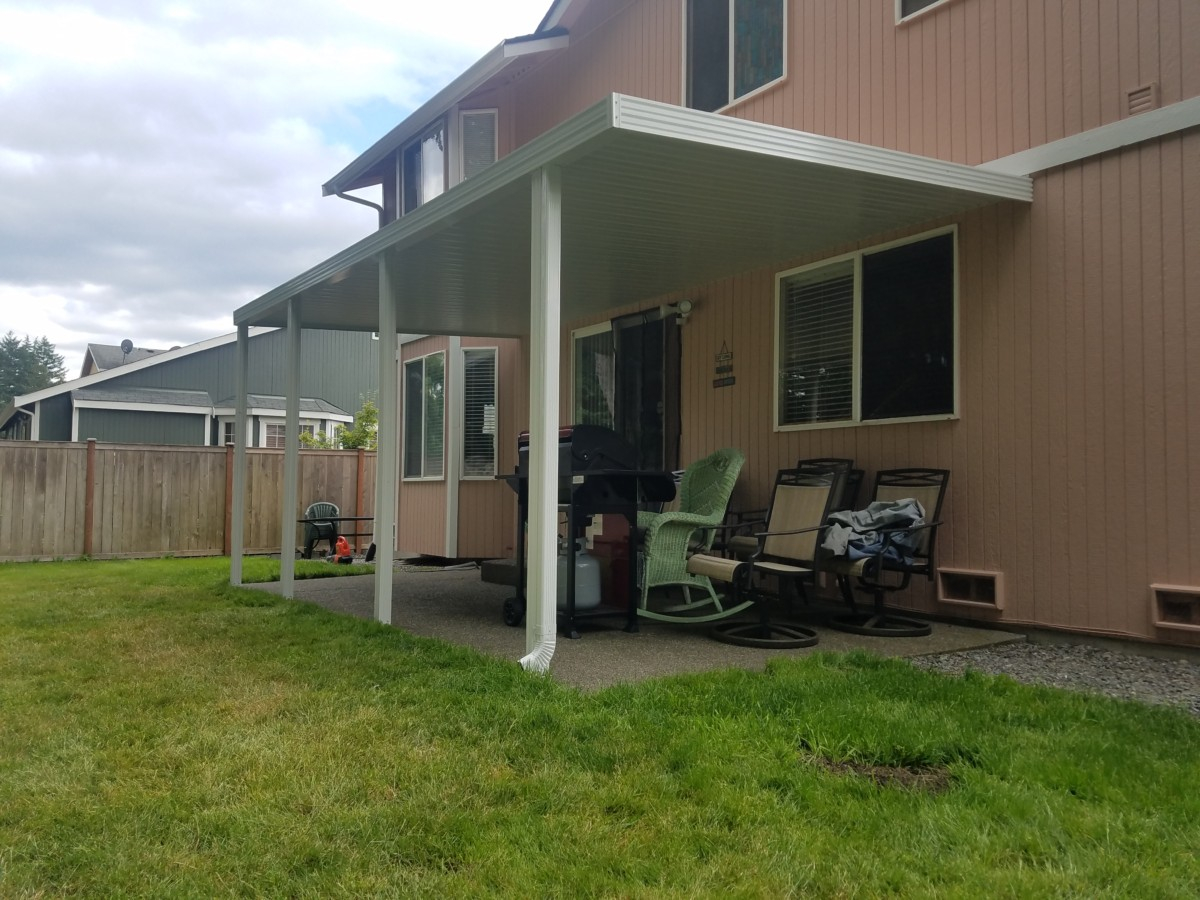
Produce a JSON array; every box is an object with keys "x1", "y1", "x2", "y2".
[{"x1": 236, "y1": 95, "x2": 1031, "y2": 337}]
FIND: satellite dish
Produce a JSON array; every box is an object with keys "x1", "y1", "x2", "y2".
[{"x1": 120, "y1": 339, "x2": 134, "y2": 355}]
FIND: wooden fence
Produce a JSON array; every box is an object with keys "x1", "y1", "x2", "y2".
[{"x1": 0, "y1": 441, "x2": 377, "y2": 562}]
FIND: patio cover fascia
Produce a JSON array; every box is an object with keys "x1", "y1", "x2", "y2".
[{"x1": 229, "y1": 93, "x2": 1032, "y2": 673}]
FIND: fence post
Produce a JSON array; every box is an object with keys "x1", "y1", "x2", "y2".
[
  {"x1": 355, "y1": 447, "x2": 366, "y2": 553},
  {"x1": 83, "y1": 438, "x2": 96, "y2": 557},
  {"x1": 224, "y1": 443, "x2": 234, "y2": 556}
]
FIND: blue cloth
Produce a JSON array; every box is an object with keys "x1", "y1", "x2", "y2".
[{"x1": 822, "y1": 499, "x2": 926, "y2": 564}]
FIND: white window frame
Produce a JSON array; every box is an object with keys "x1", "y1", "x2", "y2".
[
  {"x1": 896, "y1": 0, "x2": 956, "y2": 24},
  {"x1": 459, "y1": 347, "x2": 498, "y2": 480},
  {"x1": 260, "y1": 418, "x2": 318, "y2": 449},
  {"x1": 570, "y1": 321, "x2": 617, "y2": 429},
  {"x1": 216, "y1": 416, "x2": 252, "y2": 447},
  {"x1": 682, "y1": 0, "x2": 788, "y2": 113},
  {"x1": 458, "y1": 108, "x2": 498, "y2": 183},
  {"x1": 773, "y1": 225, "x2": 959, "y2": 432},
  {"x1": 402, "y1": 350, "x2": 446, "y2": 481}
]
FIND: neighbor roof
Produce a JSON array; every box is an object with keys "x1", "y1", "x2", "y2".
[
  {"x1": 83, "y1": 343, "x2": 167, "y2": 373},
  {"x1": 72, "y1": 387, "x2": 213, "y2": 408}
]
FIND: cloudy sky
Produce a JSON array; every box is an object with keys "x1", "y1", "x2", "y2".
[{"x1": 0, "y1": 0, "x2": 553, "y2": 377}]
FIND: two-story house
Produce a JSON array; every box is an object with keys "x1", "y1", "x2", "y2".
[{"x1": 229, "y1": 0, "x2": 1200, "y2": 665}]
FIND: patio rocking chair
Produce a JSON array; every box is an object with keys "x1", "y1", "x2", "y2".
[
  {"x1": 824, "y1": 468, "x2": 950, "y2": 637},
  {"x1": 687, "y1": 464, "x2": 846, "y2": 648},
  {"x1": 636, "y1": 447, "x2": 745, "y2": 623},
  {"x1": 302, "y1": 501, "x2": 340, "y2": 559}
]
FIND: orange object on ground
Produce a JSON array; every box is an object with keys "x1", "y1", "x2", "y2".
[{"x1": 334, "y1": 536, "x2": 351, "y2": 560}]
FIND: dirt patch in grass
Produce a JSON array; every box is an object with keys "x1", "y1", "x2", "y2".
[{"x1": 803, "y1": 753, "x2": 954, "y2": 793}]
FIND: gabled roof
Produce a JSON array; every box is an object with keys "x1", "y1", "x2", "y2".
[
  {"x1": 321, "y1": 5, "x2": 572, "y2": 197},
  {"x1": 83, "y1": 343, "x2": 167, "y2": 375}
]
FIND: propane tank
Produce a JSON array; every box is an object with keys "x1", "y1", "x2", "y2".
[{"x1": 557, "y1": 538, "x2": 601, "y2": 610}]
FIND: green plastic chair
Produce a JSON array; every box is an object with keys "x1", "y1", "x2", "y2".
[
  {"x1": 637, "y1": 448, "x2": 745, "y2": 622},
  {"x1": 302, "y1": 501, "x2": 339, "y2": 558}
]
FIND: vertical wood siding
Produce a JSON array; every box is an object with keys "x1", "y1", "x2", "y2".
[
  {"x1": 511, "y1": 0, "x2": 1198, "y2": 165},
  {"x1": 554, "y1": 130, "x2": 1198, "y2": 646},
  {"x1": 397, "y1": 336, "x2": 450, "y2": 555}
]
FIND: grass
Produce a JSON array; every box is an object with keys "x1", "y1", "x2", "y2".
[{"x1": 1, "y1": 558, "x2": 1198, "y2": 897}]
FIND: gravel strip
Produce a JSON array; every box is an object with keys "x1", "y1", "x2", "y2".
[{"x1": 911, "y1": 642, "x2": 1200, "y2": 717}]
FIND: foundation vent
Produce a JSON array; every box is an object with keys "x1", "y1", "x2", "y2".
[
  {"x1": 1126, "y1": 83, "x2": 1159, "y2": 116},
  {"x1": 937, "y1": 568, "x2": 1004, "y2": 610},
  {"x1": 1151, "y1": 584, "x2": 1200, "y2": 633}
]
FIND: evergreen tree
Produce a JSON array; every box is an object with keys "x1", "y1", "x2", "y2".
[{"x1": 0, "y1": 332, "x2": 67, "y2": 407}]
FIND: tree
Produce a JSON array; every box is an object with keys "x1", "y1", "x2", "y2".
[
  {"x1": 0, "y1": 332, "x2": 67, "y2": 407},
  {"x1": 299, "y1": 395, "x2": 379, "y2": 450}
]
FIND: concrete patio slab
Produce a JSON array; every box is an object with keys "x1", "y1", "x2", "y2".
[{"x1": 250, "y1": 566, "x2": 1023, "y2": 692}]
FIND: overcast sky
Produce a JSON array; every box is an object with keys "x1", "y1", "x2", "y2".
[{"x1": 0, "y1": 0, "x2": 553, "y2": 378}]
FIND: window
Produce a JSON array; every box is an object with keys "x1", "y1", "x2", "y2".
[
  {"x1": 401, "y1": 119, "x2": 446, "y2": 215},
  {"x1": 263, "y1": 422, "x2": 315, "y2": 449},
  {"x1": 462, "y1": 348, "x2": 497, "y2": 477},
  {"x1": 223, "y1": 421, "x2": 235, "y2": 446},
  {"x1": 686, "y1": 0, "x2": 785, "y2": 112},
  {"x1": 403, "y1": 352, "x2": 445, "y2": 478},
  {"x1": 897, "y1": 0, "x2": 949, "y2": 22},
  {"x1": 460, "y1": 110, "x2": 497, "y2": 181},
  {"x1": 776, "y1": 229, "x2": 956, "y2": 429},
  {"x1": 572, "y1": 324, "x2": 616, "y2": 430}
]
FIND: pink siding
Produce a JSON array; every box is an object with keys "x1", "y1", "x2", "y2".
[
  {"x1": 550, "y1": 131, "x2": 1199, "y2": 646},
  {"x1": 506, "y1": 0, "x2": 1199, "y2": 164}
]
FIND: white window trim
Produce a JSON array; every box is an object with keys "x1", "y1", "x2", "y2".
[
  {"x1": 457, "y1": 108, "x2": 498, "y2": 185},
  {"x1": 259, "y1": 417, "x2": 321, "y2": 449},
  {"x1": 459, "y1": 346, "x2": 499, "y2": 481},
  {"x1": 680, "y1": 0, "x2": 789, "y2": 114},
  {"x1": 570, "y1": 321, "x2": 614, "y2": 426},
  {"x1": 773, "y1": 224, "x2": 959, "y2": 433},
  {"x1": 896, "y1": 0, "x2": 958, "y2": 25},
  {"x1": 216, "y1": 415, "x2": 254, "y2": 447},
  {"x1": 402, "y1": 350, "x2": 447, "y2": 482}
]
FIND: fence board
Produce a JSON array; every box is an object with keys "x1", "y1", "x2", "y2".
[{"x1": 0, "y1": 442, "x2": 376, "y2": 561}]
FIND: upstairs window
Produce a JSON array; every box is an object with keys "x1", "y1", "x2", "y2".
[
  {"x1": 776, "y1": 229, "x2": 956, "y2": 429},
  {"x1": 403, "y1": 352, "x2": 445, "y2": 478},
  {"x1": 460, "y1": 110, "x2": 498, "y2": 181},
  {"x1": 401, "y1": 119, "x2": 446, "y2": 215},
  {"x1": 897, "y1": 0, "x2": 949, "y2": 22},
  {"x1": 687, "y1": 0, "x2": 785, "y2": 112}
]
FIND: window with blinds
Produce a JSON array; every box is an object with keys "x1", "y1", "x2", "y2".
[
  {"x1": 460, "y1": 110, "x2": 497, "y2": 181},
  {"x1": 403, "y1": 351, "x2": 445, "y2": 478},
  {"x1": 778, "y1": 260, "x2": 855, "y2": 425},
  {"x1": 776, "y1": 228, "x2": 956, "y2": 429},
  {"x1": 462, "y1": 348, "x2": 497, "y2": 477}
]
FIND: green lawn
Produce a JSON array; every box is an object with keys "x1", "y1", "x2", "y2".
[{"x1": 1, "y1": 558, "x2": 1197, "y2": 897}]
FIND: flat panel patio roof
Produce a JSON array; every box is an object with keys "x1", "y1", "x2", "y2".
[{"x1": 234, "y1": 94, "x2": 1032, "y2": 337}]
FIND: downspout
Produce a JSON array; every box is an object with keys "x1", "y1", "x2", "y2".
[{"x1": 335, "y1": 191, "x2": 386, "y2": 230}]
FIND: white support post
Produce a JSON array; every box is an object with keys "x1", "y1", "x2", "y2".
[
  {"x1": 230, "y1": 324, "x2": 249, "y2": 585},
  {"x1": 444, "y1": 335, "x2": 462, "y2": 558},
  {"x1": 521, "y1": 165, "x2": 562, "y2": 674},
  {"x1": 373, "y1": 253, "x2": 399, "y2": 624},
  {"x1": 279, "y1": 297, "x2": 301, "y2": 597}
]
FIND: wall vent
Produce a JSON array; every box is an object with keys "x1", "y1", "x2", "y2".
[
  {"x1": 1126, "y1": 83, "x2": 1159, "y2": 117},
  {"x1": 937, "y1": 568, "x2": 1004, "y2": 610},
  {"x1": 1151, "y1": 584, "x2": 1200, "y2": 633}
]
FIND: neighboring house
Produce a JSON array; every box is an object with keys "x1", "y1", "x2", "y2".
[
  {"x1": 80, "y1": 342, "x2": 168, "y2": 377},
  {"x1": 231, "y1": 0, "x2": 1200, "y2": 655},
  {"x1": 0, "y1": 328, "x2": 378, "y2": 447}
]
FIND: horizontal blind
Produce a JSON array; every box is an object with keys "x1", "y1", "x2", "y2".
[
  {"x1": 461, "y1": 111, "x2": 497, "y2": 180},
  {"x1": 778, "y1": 260, "x2": 854, "y2": 425},
  {"x1": 462, "y1": 348, "x2": 497, "y2": 477}
]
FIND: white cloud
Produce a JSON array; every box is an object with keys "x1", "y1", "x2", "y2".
[{"x1": 0, "y1": 0, "x2": 552, "y2": 375}]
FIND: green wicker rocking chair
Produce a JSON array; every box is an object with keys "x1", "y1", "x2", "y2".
[{"x1": 637, "y1": 447, "x2": 745, "y2": 623}]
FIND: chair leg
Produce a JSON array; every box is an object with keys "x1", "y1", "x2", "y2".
[
  {"x1": 709, "y1": 577, "x2": 819, "y2": 648},
  {"x1": 828, "y1": 577, "x2": 932, "y2": 638}
]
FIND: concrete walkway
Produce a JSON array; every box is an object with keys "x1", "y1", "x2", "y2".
[{"x1": 250, "y1": 565, "x2": 1023, "y2": 692}]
